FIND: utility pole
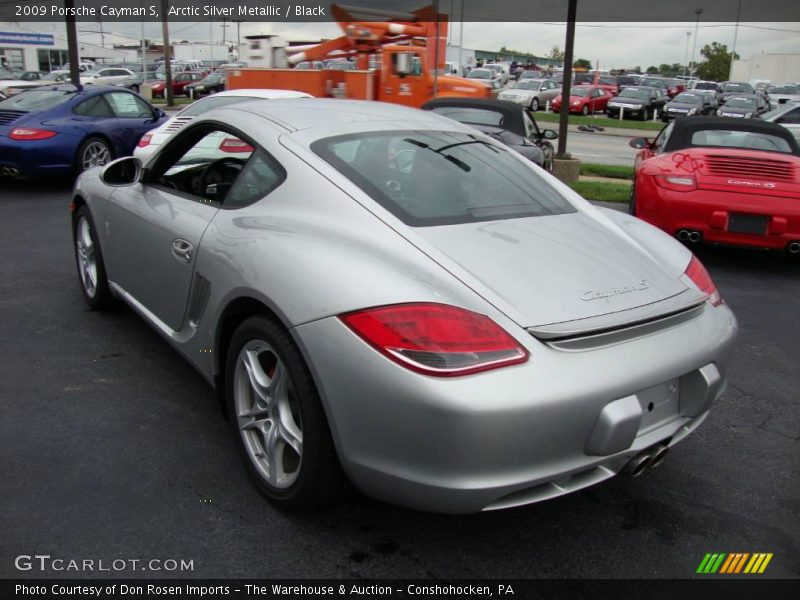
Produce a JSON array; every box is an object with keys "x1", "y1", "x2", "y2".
[
  {"x1": 682, "y1": 31, "x2": 691, "y2": 79},
  {"x1": 161, "y1": 0, "x2": 174, "y2": 106},
  {"x1": 64, "y1": 0, "x2": 81, "y2": 87},
  {"x1": 556, "y1": 0, "x2": 577, "y2": 159},
  {"x1": 221, "y1": 18, "x2": 229, "y2": 49},
  {"x1": 690, "y1": 8, "x2": 703, "y2": 78},
  {"x1": 728, "y1": 0, "x2": 742, "y2": 81},
  {"x1": 233, "y1": 20, "x2": 243, "y2": 60}
]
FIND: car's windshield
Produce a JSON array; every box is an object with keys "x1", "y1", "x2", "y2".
[
  {"x1": 618, "y1": 88, "x2": 649, "y2": 100},
  {"x1": 520, "y1": 71, "x2": 543, "y2": 79},
  {"x1": 723, "y1": 82, "x2": 753, "y2": 93},
  {"x1": 673, "y1": 93, "x2": 703, "y2": 104},
  {"x1": 693, "y1": 82, "x2": 717, "y2": 90},
  {"x1": 0, "y1": 89, "x2": 73, "y2": 112},
  {"x1": 179, "y1": 95, "x2": 261, "y2": 117},
  {"x1": 467, "y1": 69, "x2": 491, "y2": 79},
  {"x1": 723, "y1": 97, "x2": 757, "y2": 108},
  {"x1": 641, "y1": 78, "x2": 666, "y2": 87},
  {"x1": 768, "y1": 85, "x2": 799, "y2": 94},
  {"x1": 617, "y1": 76, "x2": 639, "y2": 86},
  {"x1": 514, "y1": 80, "x2": 542, "y2": 90},
  {"x1": 690, "y1": 129, "x2": 792, "y2": 153},
  {"x1": 570, "y1": 87, "x2": 592, "y2": 97},
  {"x1": 312, "y1": 131, "x2": 575, "y2": 226}
]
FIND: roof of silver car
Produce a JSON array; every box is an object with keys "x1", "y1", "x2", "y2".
[{"x1": 232, "y1": 98, "x2": 447, "y2": 132}]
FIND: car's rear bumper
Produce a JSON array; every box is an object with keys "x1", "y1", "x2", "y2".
[
  {"x1": 636, "y1": 186, "x2": 800, "y2": 250},
  {"x1": 0, "y1": 134, "x2": 75, "y2": 177},
  {"x1": 293, "y1": 301, "x2": 737, "y2": 514}
]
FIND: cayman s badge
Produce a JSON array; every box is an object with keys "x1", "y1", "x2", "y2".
[
  {"x1": 581, "y1": 279, "x2": 650, "y2": 302},
  {"x1": 727, "y1": 179, "x2": 777, "y2": 189}
]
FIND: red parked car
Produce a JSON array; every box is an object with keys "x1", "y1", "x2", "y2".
[
  {"x1": 551, "y1": 85, "x2": 611, "y2": 115},
  {"x1": 149, "y1": 71, "x2": 206, "y2": 98},
  {"x1": 630, "y1": 116, "x2": 800, "y2": 255}
]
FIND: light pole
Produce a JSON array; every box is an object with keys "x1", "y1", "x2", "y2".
[
  {"x1": 690, "y1": 8, "x2": 703, "y2": 78},
  {"x1": 728, "y1": 0, "x2": 742, "y2": 80},
  {"x1": 682, "y1": 31, "x2": 691, "y2": 79}
]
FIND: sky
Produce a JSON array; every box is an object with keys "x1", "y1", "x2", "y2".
[{"x1": 8, "y1": 20, "x2": 800, "y2": 69}]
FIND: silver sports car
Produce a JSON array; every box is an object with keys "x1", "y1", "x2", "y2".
[{"x1": 72, "y1": 99, "x2": 737, "y2": 514}]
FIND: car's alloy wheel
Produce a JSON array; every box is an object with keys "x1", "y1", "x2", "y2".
[
  {"x1": 131, "y1": 85, "x2": 139, "y2": 93},
  {"x1": 79, "y1": 138, "x2": 112, "y2": 172},
  {"x1": 581, "y1": 105, "x2": 589, "y2": 116},
  {"x1": 234, "y1": 339, "x2": 303, "y2": 490},
  {"x1": 72, "y1": 206, "x2": 111, "y2": 309},
  {"x1": 226, "y1": 316, "x2": 345, "y2": 509},
  {"x1": 531, "y1": 97, "x2": 539, "y2": 111},
  {"x1": 642, "y1": 108, "x2": 651, "y2": 121}
]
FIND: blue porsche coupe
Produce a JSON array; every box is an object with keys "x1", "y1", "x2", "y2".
[{"x1": 0, "y1": 85, "x2": 166, "y2": 179}]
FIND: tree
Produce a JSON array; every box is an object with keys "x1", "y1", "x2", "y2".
[
  {"x1": 573, "y1": 58, "x2": 592, "y2": 70},
  {"x1": 547, "y1": 45, "x2": 565, "y2": 61},
  {"x1": 695, "y1": 42, "x2": 739, "y2": 81},
  {"x1": 646, "y1": 65, "x2": 659, "y2": 74},
  {"x1": 631, "y1": 66, "x2": 642, "y2": 74}
]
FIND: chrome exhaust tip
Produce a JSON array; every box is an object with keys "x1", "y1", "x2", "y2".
[
  {"x1": 788, "y1": 241, "x2": 800, "y2": 255},
  {"x1": 677, "y1": 229, "x2": 690, "y2": 241},
  {"x1": 648, "y1": 444, "x2": 669, "y2": 468},
  {"x1": 623, "y1": 452, "x2": 653, "y2": 478},
  {"x1": 688, "y1": 231, "x2": 701, "y2": 243},
  {"x1": 1, "y1": 166, "x2": 19, "y2": 177}
]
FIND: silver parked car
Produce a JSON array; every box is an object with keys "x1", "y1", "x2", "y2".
[
  {"x1": 71, "y1": 100, "x2": 737, "y2": 514},
  {"x1": 498, "y1": 78, "x2": 560, "y2": 111}
]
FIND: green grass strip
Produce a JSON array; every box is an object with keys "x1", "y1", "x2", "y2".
[{"x1": 568, "y1": 180, "x2": 632, "y2": 203}]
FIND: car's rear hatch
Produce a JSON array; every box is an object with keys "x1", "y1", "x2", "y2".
[{"x1": 414, "y1": 211, "x2": 698, "y2": 338}]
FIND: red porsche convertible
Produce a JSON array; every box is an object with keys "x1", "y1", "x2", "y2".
[{"x1": 629, "y1": 117, "x2": 800, "y2": 255}]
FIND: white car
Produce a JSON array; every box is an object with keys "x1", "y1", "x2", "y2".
[
  {"x1": 760, "y1": 101, "x2": 800, "y2": 143},
  {"x1": 134, "y1": 89, "x2": 313, "y2": 161},
  {"x1": 484, "y1": 63, "x2": 509, "y2": 85},
  {"x1": 81, "y1": 68, "x2": 135, "y2": 86}
]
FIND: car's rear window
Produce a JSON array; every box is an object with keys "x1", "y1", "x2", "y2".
[
  {"x1": 312, "y1": 131, "x2": 576, "y2": 227},
  {"x1": 0, "y1": 89, "x2": 73, "y2": 112},
  {"x1": 690, "y1": 129, "x2": 793, "y2": 153},
  {"x1": 180, "y1": 95, "x2": 261, "y2": 116},
  {"x1": 428, "y1": 107, "x2": 504, "y2": 126}
]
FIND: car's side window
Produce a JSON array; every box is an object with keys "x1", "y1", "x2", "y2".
[
  {"x1": 653, "y1": 121, "x2": 675, "y2": 153},
  {"x1": 224, "y1": 149, "x2": 286, "y2": 209},
  {"x1": 106, "y1": 92, "x2": 152, "y2": 118},
  {"x1": 148, "y1": 127, "x2": 256, "y2": 205},
  {"x1": 73, "y1": 95, "x2": 114, "y2": 118},
  {"x1": 775, "y1": 107, "x2": 800, "y2": 124}
]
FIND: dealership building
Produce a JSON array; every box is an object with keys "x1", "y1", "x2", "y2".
[{"x1": 0, "y1": 22, "x2": 122, "y2": 71}]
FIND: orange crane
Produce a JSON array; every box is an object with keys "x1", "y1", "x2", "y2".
[{"x1": 225, "y1": 3, "x2": 489, "y2": 107}]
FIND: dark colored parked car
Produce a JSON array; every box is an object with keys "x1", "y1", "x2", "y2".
[
  {"x1": 149, "y1": 72, "x2": 206, "y2": 98},
  {"x1": 718, "y1": 81, "x2": 754, "y2": 103},
  {"x1": 114, "y1": 71, "x2": 158, "y2": 93},
  {"x1": 422, "y1": 97, "x2": 558, "y2": 171},
  {"x1": 716, "y1": 94, "x2": 770, "y2": 118},
  {"x1": 661, "y1": 91, "x2": 716, "y2": 121},
  {"x1": 605, "y1": 86, "x2": 668, "y2": 120},
  {"x1": 0, "y1": 84, "x2": 166, "y2": 178},
  {"x1": 185, "y1": 72, "x2": 226, "y2": 97}
]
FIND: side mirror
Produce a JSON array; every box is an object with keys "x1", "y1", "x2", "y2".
[
  {"x1": 395, "y1": 52, "x2": 411, "y2": 76},
  {"x1": 153, "y1": 107, "x2": 166, "y2": 119},
  {"x1": 101, "y1": 156, "x2": 142, "y2": 186},
  {"x1": 542, "y1": 129, "x2": 559, "y2": 140},
  {"x1": 629, "y1": 137, "x2": 651, "y2": 150}
]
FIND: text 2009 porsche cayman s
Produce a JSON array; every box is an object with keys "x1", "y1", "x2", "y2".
[{"x1": 71, "y1": 99, "x2": 737, "y2": 513}]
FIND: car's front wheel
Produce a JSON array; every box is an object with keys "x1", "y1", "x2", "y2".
[
  {"x1": 531, "y1": 97, "x2": 539, "y2": 111},
  {"x1": 73, "y1": 206, "x2": 112, "y2": 309},
  {"x1": 76, "y1": 136, "x2": 113, "y2": 173},
  {"x1": 581, "y1": 104, "x2": 589, "y2": 116},
  {"x1": 226, "y1": 316, "x2": 345, "y2": 510}
]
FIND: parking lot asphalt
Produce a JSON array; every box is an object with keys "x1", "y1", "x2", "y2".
[{"x1": 1, "y1": 178, "x2": 798, "y2": 579}]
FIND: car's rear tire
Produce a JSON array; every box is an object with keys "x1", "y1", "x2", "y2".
[
  {"x1": 531, "y1": 97, "x2": 539, "y2": 111},
  {"x1": 72, "y1": 206, "x2": 112, "y2": 310},
  {"x1": 642, "y1": 107, "x2": 651, "y2": 121},
  {"x1": 76, "y1": 136, "x2": 113, "y2": 174},
  {"x1": 225, "y1": 315, "x2": 346, "y2": 510}
]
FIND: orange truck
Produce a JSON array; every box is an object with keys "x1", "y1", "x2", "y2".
[{"x1": 225, "y1": 3, "x2": 489, "y2": 108}]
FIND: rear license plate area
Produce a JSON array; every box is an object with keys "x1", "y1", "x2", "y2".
[
  {"x1": 638, "y1": 379, "x2": 680, "y2": 434},
  {"x1": 728, "y1": 213, "x2": 767, "y2": 235}
]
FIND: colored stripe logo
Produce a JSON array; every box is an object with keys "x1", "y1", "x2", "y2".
[{"x1": 696, "y1": 553, "x2": 773, "y2": 574}]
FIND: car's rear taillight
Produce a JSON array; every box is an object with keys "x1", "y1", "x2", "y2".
[
  {"x1": 654, "y1": 174, "x2": 696, "y2": 192},
  {"x1": 684, "y1": 255, "x2": 722, "y2": 306},
  {"x1": 219, "y1": 137, "x2": 254, "y2": 153},
  {"x1": 137, "y1": 133, "x2": 152, "y2": 148},
  {"x1": 9, "y1": 128, "x2": 57, "y2": 141},
  {"x1": 340, "y1": 303, "x2": 528, "y2": 376}
]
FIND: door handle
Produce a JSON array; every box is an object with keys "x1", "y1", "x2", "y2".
[{"x1": 171, "y1": 239, "x2": 193, "y2": 263}]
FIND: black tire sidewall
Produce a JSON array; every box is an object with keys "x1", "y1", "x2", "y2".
[
  {"x1": 72, "y1": 205, "x2": 112, "y2": 309},
  {"x1": 531, "y1": 98, "x2": 539, "y2": 111},
  {"x1": 225, "y1": 315, "x2": 343, "y2": 509}
]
